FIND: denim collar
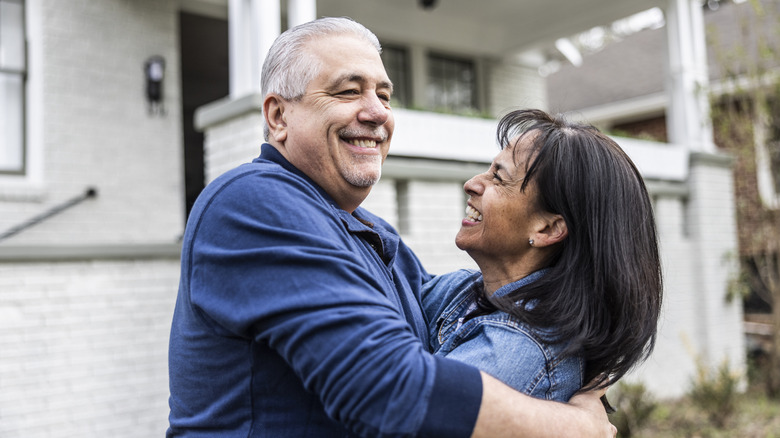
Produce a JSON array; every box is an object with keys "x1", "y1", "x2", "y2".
[{"x1": 491, "y1": 268, "x2": 549, "y2": 298}]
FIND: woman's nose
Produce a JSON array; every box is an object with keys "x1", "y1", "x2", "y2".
[{"x1": 463, "y1": 174, "x2": 484, "y2": 196}]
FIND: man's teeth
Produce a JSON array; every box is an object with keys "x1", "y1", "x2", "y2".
[
  {"x1": 465, "y1": 205, "x2": 483, "y2": 222},
  {"x1": 347, "y1": 139, "x2": 377, "y2": 148}
]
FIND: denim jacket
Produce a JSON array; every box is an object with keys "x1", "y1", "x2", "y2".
[{"x1": 422, "y1": 269, "x2": 584, "y2": 401}]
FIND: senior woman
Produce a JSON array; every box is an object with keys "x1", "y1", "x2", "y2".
[{"x1": 423, "y1": 109, "x2": 663, "y2": 402}]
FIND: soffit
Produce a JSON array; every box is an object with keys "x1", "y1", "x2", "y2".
[{"x1": 318, "y1": 0, "x2": 666, "y2": 56}]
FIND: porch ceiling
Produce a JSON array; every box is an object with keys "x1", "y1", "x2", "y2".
[
  {"x1": 183, "y1": 0, "x2": 666, "y2": 59},
  {"x1": 317, "y1": 0, "x2": 666, "y2": 57}
]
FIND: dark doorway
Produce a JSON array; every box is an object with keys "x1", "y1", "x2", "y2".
[{"x1": 179, "y1": 12, "x2": 229, "y2": 218}]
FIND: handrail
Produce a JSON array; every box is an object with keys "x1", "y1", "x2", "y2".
[{"x1": 0, "y1": 187, "x2": 97, "y2": 241}]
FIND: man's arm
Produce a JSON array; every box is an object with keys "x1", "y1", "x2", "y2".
[{"x1": 472, "y1": 372, "x2": 616, "y2": 438}]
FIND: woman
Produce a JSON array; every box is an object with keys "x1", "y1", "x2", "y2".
[{"x1": 423, "y1": 109, "x2": 663, "y2": 402}]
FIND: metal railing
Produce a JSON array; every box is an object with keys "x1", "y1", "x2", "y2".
[{"x1": 0, "y1": 187, "x2": 98, "y2": 241}]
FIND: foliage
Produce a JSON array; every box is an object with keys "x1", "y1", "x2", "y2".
[
  {"x1": 688, "y1": 358, "x2": 743, "y2": 428},
  {"x1": 723, "y1": 251, "x2": 752, "y2": 304},
  {"x1": 607, "y1": 382, "x2": 657, "y2": 437},
  {"x1": 707, "y1": 0, "x2": 780, "y2": 399},
  {"x1": 620, "y1": 383, "x2": 780, "y2": 437}
]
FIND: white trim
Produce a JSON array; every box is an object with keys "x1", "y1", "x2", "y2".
[
  {"x1": 562, "y1": 92, "x2": 668, "y2": 125},
  {"x1": 228, "y1": 0, "x2": 279, "y2": 98},
  {"x1": 287, "y1": 0, "x2": 316, "y2": 27},
  {"x1": 664, "y1": 0, "x2": 714, "y2": 151},
  {"x1": 0, "y1": 0, "x2": 45, "y2": 200}
]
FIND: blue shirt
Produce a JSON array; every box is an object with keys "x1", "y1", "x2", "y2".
[
  {"x1": 423, "y1": 269, "x2": 583, "y2": 401},
  {"x1": 167, "y1": 144, "x2": 482, "y2": 437}
]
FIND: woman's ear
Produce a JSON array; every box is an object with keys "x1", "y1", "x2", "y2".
[
  {"x1": 532, "y1": 214, "x2": 568, "y2": 247},
  {"x1": 264, "y1": 94, "x2": 287, "y2": 143}
]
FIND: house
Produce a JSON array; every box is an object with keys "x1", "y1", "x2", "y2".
[
  {"x1": 549, "y1": 0, "x2": 776, "y2": 379},
  {"x1": 0, "y1": 0, "x2": 742, "y2": 435}
]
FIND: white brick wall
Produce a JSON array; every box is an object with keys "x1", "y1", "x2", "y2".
[
  {"x1": 486, "y1": 61, "x2": 548, "y2": 117},
  {"x1": 203, "y1": 111, "x2": 265, "y2": 184},
  {"x1": 625, "y1": 155, "x2": 745, "y2": 399},
  {"x1": 0, "y1": 258, "x2": 179, "y2": 438},
  {"x1": 363, "y1": 179, "x2": 477, "y2": 275},
  {"x1": 0, "y1": 0, "x2": 184, "y2": 246}
]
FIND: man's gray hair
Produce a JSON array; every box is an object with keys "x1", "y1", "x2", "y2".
[{"x1": 261, "y1": 17, "x2": 382, "y2": 140}]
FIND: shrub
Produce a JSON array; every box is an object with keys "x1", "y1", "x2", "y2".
[
  {"x1": 608, "y1": 381, "x2": 657, "y2": 437},
  {"x1": 689, "y1": 358, "x2": 742, "y2": 428}
]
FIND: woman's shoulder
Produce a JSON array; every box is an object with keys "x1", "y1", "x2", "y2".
[
  {"x1": 421, "y1": 270, "x2": 481, "y2": 318},
  {"x1": 441, "y1": 312, "x2": 584, "y2": 401}
]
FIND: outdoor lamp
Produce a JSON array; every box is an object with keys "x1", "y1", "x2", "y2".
[
  {"x1": 419, "y1": 0, "x2": 437, "y2": 10},
  {"x1": 144, "y1": 55, "x2": 165, "y2": 115}
]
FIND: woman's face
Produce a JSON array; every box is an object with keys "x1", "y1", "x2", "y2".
[{"x1": 456, "y1": 134, "x2": 546, "y2": 268}]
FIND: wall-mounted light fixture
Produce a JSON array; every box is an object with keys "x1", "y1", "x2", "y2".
[
  {"x1": 144, "y1": 55, "x2": 165, "y2": 115},
  {"x1": 419, "y1": 0, "x2": 437, "y2": 10}
]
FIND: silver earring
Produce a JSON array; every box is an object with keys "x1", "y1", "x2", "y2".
[{"x1": 529, "y1": 239, "x2": 534, "y2": 246}]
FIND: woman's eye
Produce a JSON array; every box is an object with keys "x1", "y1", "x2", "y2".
[{"x1": 492, "y1": 172, "x2": 502, "y2": 182}]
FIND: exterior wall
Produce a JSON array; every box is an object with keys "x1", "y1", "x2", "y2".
[
  {"x1": 686, "y1": 153, "x2": 745, "y2": 370},
  {"x1": 612, "y1": 115, "x2": 669, "y2": 142},
  {"x1": 627, "y1": 153, "x2": 745, "y2": 398},
  {"x1": 0, "y1": 257, "x2": 179, "y2": 438},
  {"x1": 362, "y1": 179, "x2": 477, "y2": 275},
  {"x1": 0, "y1": 0, "x2": 184, "y2": 246},
  {"x1": 202, "y1": 110, "x2": 264, "y2": 183},
  {"x1": 0, "y1": 1, "x2": 185, "y2": 436},
  {"x1": 486, "y1": 60, "x2": 548, "y2": 116}
]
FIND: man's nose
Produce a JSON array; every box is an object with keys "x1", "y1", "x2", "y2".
[{"x1": 358, "y1": 93, "x2": 390, "y2": 125}]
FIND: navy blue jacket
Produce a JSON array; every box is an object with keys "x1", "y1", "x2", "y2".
[{"x1": 167, "y1": 144, "x2": 482, "y2": 437}]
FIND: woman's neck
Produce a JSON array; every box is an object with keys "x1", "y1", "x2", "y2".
[{"x1": 478, "y1": 262, "x2": 540, "y2": 295}]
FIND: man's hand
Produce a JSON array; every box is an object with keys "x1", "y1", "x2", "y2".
[{"x1": 569, "y1": 386, "x2": 617, "y2": 438}]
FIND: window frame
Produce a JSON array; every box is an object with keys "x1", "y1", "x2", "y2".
[
  {"x1": 380, "y1": 43, "x2": 411, "y2": 109},
  {"x1": 0, "y1": 0, "x2": 27, "y2": 176},
  {"x1": 426, "y1": 51, "x2": 478, "y2": 114}
]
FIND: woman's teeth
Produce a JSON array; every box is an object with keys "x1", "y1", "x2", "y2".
[{"x1": 465, "y1": 205, "x2": 483, "y2": 222}]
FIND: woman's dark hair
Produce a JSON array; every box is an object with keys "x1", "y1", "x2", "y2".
[{"x1": 489, "y1": 109, "x2": 663, "y2": 391}]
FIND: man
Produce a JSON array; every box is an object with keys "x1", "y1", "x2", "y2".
[{"x1": 168, "y1": 17, "x2": 615, "y2": 437}]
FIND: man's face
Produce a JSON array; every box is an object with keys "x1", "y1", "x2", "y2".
[{"x1": 277, "y1": 35, "x2": 394, "y2": 211}]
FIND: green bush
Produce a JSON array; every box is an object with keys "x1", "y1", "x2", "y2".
[
  {"x1": 689, "y1": 359, "x2": 742, "y2": 428},
  {"x1": 608, "y1": 382, "x2": 657, "y2": 437}
]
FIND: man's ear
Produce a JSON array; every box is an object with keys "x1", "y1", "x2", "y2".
[
  {"x1": 264, "y1": 94, "x2": 288, "y2": 143},
  {"x1": 531, "y1": 214, "x2": 568, "y2": 247}
]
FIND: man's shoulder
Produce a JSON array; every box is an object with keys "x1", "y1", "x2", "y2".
[{"x1": 201, "y1": 159, "x2": 327, "y2": 210}]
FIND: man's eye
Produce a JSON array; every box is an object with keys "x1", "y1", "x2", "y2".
[
  {"x1": 339, "y1": 89, "x2": 360, "y2": 96},
  {"x1": 492, "y1": 172, "x2": 502, "y2": 182},
  {"x1": 378, "y1": 93, "x2": 391, "y2": 103}
]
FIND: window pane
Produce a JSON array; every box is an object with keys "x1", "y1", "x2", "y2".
[
  {"x1": 0, "y1": 72, "x2": 23, "y2": 172},
  {"x1": 381, "y1": 46, "x2": 409, "y2": 108},
  {"x1": 770, "y1": 102, "x2": 780, "y2": 196},
  {"x1": 0, "y1": 0, "x2": 25, "y2": 71},
  {"x1": 427, "y1": 54, "x2": 476, "y2": 113}
]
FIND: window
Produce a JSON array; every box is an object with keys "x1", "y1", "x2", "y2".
[
  {"x1": 427, "y1": 53, "x2": 477, "y2": 114},
  {"x1": 380, "y1": 45, "x2": 410, "y2": 108},
  {"x1": 769, "y1": 104, "x2": 780, "y2": 197},
  {"x1": 0, "y1": 0, "x2": 25, "y2": 174},
  {"x1": 752, "y1": 98, "x2": 780, "y2": 209}
]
